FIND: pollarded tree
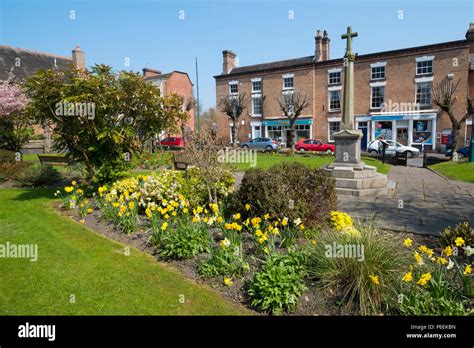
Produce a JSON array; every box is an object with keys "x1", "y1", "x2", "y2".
[
  {"x1": 219, "y1": 93, "x2": 249, "y2": 148},
  {"x1": 24, "y1": 64, "x2": 184, "y2": 182},
  {"x1": 0, "y1": 78, "x2": 33, "y2": 152},
  {"x1": 432, "y1": 77, "x2": 474, "y2": 158},
  {"x1": 277, "y1": 91, "x2": 309, "y2": 150}
]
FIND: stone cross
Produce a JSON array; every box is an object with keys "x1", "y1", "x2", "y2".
[
  {"x1": 341, "y1": 26, "x2": 358, "y2": 60},
  {"x1": 341, "y1": 26, "x2": 358, "y2": 129}
]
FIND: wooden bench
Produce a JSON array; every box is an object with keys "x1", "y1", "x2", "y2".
[
  {"x1": 37, "y1": 154, "x2": 68, "y2": 166},
  {"x1": 173, "y1": 152, "x2": 192, "y2": 170}
]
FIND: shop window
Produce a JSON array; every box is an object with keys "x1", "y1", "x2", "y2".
[
  {"x1": 412, "y1": 120, "x2": 433, "y2": 145},
  {"x1": 374, "y1": 121, "x2": 393, "y2": 140}
]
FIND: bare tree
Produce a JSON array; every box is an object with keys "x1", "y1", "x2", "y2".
[
  {"x1": 432, "y1": 78, "x2": 474, "y2": 158},
  {"x1": 219, "y1": 93, "x2": 249, "y2": 148},
  {"x1": 277, "y1": 91, "x2": 309, "y2": 150}
]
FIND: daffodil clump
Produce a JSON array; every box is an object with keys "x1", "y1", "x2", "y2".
[
  {"x1": 330, "y1": 211, "x2": 353, "y2": 231},
  {"x1": 55, "y1": 181, "x2": 94, "y2": 223},
  {"x1": 399, "y1": 237, "x2": 473, "y2": 315}
]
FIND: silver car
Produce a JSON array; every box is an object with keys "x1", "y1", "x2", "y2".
[
  {"x1": 368, "y1": 140, "x2": 420, "y2": 158},
  {"x1": 240, "y1": 137, "x2": 280, "y2": 152}
]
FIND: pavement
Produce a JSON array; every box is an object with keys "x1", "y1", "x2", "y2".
[{"x1": 337, "y1": 164, "x2": 474, "y2": 236}]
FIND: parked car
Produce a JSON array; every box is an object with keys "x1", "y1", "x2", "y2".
[
  {"x1": 367, "y1": 139, "x2": 420, "y2": 158},
  {"x1": 446, "y1": 146, "x2": 470, "y2": 158},
  {"x1": 295, "y1": 139, "x2": 335, "y2": 154},
  {"x1": 157, "y1": 136, "x2": 184, "y2": 149},
  {"x1": 240, "y1": 137, "x2": 280, "y2": 151}
]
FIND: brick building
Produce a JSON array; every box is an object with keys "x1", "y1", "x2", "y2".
[
  {"x1": 143, "y1": 68, "x2": 195, "y2": 133},
  {"x1": 215, "y1": 24, "x2": 474, "y2": 152}
]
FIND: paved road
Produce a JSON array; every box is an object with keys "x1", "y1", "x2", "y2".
[{"x1": 337, "y1": 165, "x2": 474, "y2": 236}]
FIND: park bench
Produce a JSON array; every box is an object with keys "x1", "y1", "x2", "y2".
[
  {"x1": 173, "y1": 152, "x2": 192, "y2": 170},
  {"x1": 37, "y1": 154, "x2": 68, "y2": 166}
]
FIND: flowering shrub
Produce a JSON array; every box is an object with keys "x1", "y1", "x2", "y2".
[
  {"x1": 248, "y1": 251, "x2": 308, "y2": 315},
  {"x1": 440, "y1": 221, "x2": 473, "y2": 251},
  {"x1": 398, "y1": 237, "x2": 473, "y2": 315}
]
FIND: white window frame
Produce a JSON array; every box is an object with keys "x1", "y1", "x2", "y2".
[
  {"x1": 251, "y1": 77, "x2": 262, "y2": 93},
  {"x1": 328, "y1": 86, "x2": 342, "y2": 112},
  {"x1": 415, "y1": 81, "x2": 432, "y2": 106},
  {"x1": 328, "y1": 68, "x2": 342, "y2": 85},
  {"x1": 370, "y1": 84, "x2": 385, "y2": 110},
  {"x1": 228, "y1": 80, "x2": 238, "y2": 95},
  {"x1": 370, "y1": 61, "x2": 386, "y2": 80},
  {"x1": 282, "y1": 73, "x2": 294, "y2": 91},
  {"x1": 250, "y1": 121, "x2": 262, "y2": 139},
  {"x1": 328, "y1": 119, "x2": 341, "y2": 143},
  {"x1": 415, "y1": 56, "x2": 434, "y2": 76},
  {"x1": 251, "y1": 94, "x2": 263, "y2": 117}
]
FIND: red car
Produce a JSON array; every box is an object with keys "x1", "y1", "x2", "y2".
[
  {"x1": 158, "y1": 136, "x2": 184, "y2": 149},
  {"x1": 295, "y1": 139, "x2": 335, "y2": 154}
]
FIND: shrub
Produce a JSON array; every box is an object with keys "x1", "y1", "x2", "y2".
[
  {"x1": 227, "y1": 162, "x2": 336, "y2": 226},
  {"x1": 307, "y1": 224, "x2": 409, "y2": 315},
  {"x1": 0, "y1": 149, "x2": 16, "y2": 162},
  {"x1": 14, "y1": 164, "x2": 62, "y2": 187},
  {"x1": 440, "y1": 221, "x2": 473, "y2": 250},
  {"x1": 248, "y1": 251, "x2": 308, "y2": 314},
  {"x1": 0, "y1": 161, "x2": 30, "y2": 182},
  {"x1": 154, "y1": 217, "x2": 211, "y2": 260}
]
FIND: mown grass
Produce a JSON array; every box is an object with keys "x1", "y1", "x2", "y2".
[
  {"x1": 0, "y1": 188, "x2": 249, "y2": 315},
  {"x1": 430, "y1": 160, "x2": 474, "y2": 183}
]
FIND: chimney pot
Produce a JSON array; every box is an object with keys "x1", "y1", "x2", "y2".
[
  {"x1": 72, "y1": 46, "x2": 85, "y2": 71},
  {"x1": 223, "y1": 50, "x2": 237, "y2": 74},
  {"x1": 322, "y1": 30, "x2": 330, "y2": 61},
  {"x1": 143, "y1": 68, "x2": 162, "y2": 77}
]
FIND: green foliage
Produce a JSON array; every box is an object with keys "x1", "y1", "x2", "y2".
[
  {"x1": 0, "y1": 149, "x2": 16, "y2": 162},
  {"x1": 228, "y1": 162, "x2": 336, "y2": 226},
  {"x1": 155, "y1": 218, "x2": 211, "y2": 260},
  {"x1": 248, "y1": 251, "x2": 308, "y2": 314},
  {"x1": 0, "y1": 161, "x2": 30, "y2": 182},
  {"x1": 24, "y1": 64, "x2": 188, "y2": 182},
  {"x1": 198, "y1": 239, "x2": 249, "y2": 278},
  {"x1": 307, "y1": 225, "x2": 409, "y2": 315},
  {"x1": 92, "y1": 156, "x2": 133, "y2": 185},
  {"x1": 13, "y1": 164, "x2": 62, "y2": 187},
  {"x1": 399, "y1": 270, "x2": 472, "y2": 316},
  {"x1": 440, "y1": 221, "x2": 473, "y2": 249}
]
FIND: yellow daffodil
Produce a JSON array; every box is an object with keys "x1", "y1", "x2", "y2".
[
  {"x1": 161, "y1": 222, "x2": 168, "y2": 231},
  {"x1": 234, "y1": 213, "x2": 241, "y2": 220},
  {"x1": 145, "y1": 208, "x2": 152, "y2": 218},
  {"x1": 455, "y1": 237, "x2": 465, "y2": 247},
  {"x1": 217, "y1": 216, "x2": 223, "y2": 223},
  {"x1": 64, "y1": 186, "x2": 74, "y2": 193},
  {"x1": 79, "y1": 219, "x2": 85, "y2": 224},
  {"x1": 402, "y1": 271, "x2": 413, "y2": 282},
  {"x1": 369, "y1": 274, "x2": 379, "y2": 285},
  {"x1": 87, "y1": 208, "x2": 93, "y2": 214},
  {"x1": 219, "y1": 238, "x2": 230, "y2": 249},
  {"x1": 281, "y1": 217, "x2": 288, "y2": 226},
  {"x1": 414, "y1": 251, "x2": 423, "y2": 265},
  {"x1": 255, "y1": 229, "x2": 263, "y2": 237},
  {"x1": 311, "y1": 240, "x2": 317, "y2": 246},
  {"x1": 416, "y1": 272, "x2": 432, "y2": 287},
  {"x1": 403, "y1": 238, "x2": 413, "y2": 247},
  {"x1": 464, "y1": 264, "x2": 472, "y2": 275},
  {"x1": 263, "y1": 247, "x2": 269, "y2": 254},
  {"x1": 245, "y1": 204, "x2": 251, "y2": 211},
  {"x1": 164, "y1": 214, "x2": 169, "y2": 219},
  {"x1": 418, "y1": 245, "x2": 428, "y2": 253},
  {"x1": 223, "y1": 277, "x2": 233, "y2": 286},
  {"x1": 263, "y1": 214, "x2": 270, "y2": 220},
  {"x1": 98, "y1": 186, "x2": 107, "y2": 195},
  {"x1": 119, "y1": 205, "x2": 127, "y2": 214},
  {"x1": 183, "y1": 208, "x2": 189, "y2": 214},
  {"x1": 128, "y1": 201, "x2": 135, "y2": 209},
  {"x1": 443, "y1": 245, "x2": 453, "y2": 257},
  {"x1": 436, "y1": 257, "x2": 448, "y2": 265},
  {"x1": 299, "y1": 224, "x2": 305, "y2": 231},
  {"x1": 71, "y1": 181, "x2": 77, "y2": 186}
]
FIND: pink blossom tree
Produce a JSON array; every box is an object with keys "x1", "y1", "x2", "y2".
[{"x1": 0, "y1": 78, "x2": 33, "y2": 152}]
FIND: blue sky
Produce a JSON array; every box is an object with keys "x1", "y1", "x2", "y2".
[{"x1": 0, "y1": 0, "x2": 472, "y2": 110}]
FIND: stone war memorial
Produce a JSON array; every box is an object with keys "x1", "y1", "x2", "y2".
[{"x1": 326, "y1": 27, "x2": 394, "y2": 196}]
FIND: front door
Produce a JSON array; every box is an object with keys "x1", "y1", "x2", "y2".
[
  {"x1": 359, "y1": 127, "x2": 368, "y2": 151},
  {"x1": 397, "y1": 128, "x2": 408, "y2": 145}
]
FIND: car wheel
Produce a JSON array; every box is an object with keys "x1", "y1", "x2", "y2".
[
  {"x1": 298, "y1": 147, "x2": 305, "y2": 152},
  {"x1": 325, "y1": 149, "x2": 333, "y2": 155},
  {"x1": 265, "y1": 145, "x2": 273, "y2": 152},
  {"x1": 405, "y1": 151, "x2": 414, "y2": 158},
  {"x1": 458, "y1": 152, "x2": 466, "y2": 158},
  {"x1": 368, "y1": 149, "x2": 378, "y2": 155},
  {"x1": 242, "y1": 145, "x2": 249, "y2": 149}
]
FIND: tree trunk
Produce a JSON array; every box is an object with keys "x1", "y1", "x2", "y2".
[
  {"x1": 451, "y1": 123, "x2": 461, "y2": 160},
  {"x1": 232, "y1": 124, "x2": 238, "y2": 149},
  {"x1": 288, "y1": 120, "x2": 296, "y2": 150}
]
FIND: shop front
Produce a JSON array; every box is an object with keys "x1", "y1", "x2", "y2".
[
  {"x1": 262, "y1": 118, "x2": 313, "y2": 147},
  {"x1": 368, "y1": 112, "x2": 437, "y2": 150}
]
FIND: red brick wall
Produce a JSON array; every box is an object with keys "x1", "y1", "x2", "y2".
[{"x1": 163, "y1": 72, "x2": 195, "y2": 131}]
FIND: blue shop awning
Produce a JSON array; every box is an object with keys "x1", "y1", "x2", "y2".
[
  {"x1": 371, "y1": 115, "x2": 404, "y2": 121},
  {"x1": 262, "y1": 119, "x2": 313, "y2": 126}
]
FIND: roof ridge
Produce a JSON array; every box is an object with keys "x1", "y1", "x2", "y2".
[{"x1": 0, "y1": 45, "x2": 72, "y2": 61}]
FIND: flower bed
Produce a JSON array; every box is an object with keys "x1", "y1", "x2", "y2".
[{"x1": 54, "y1": 169, "x2": 473, "y2": 316}]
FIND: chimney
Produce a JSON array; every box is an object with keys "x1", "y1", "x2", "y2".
[
  {"x1": 143, "y1": 68, "x2": 162, "y2": 77},
  {"x1": 222, "y1": 50, "x2": 236, "y2": 74},
  {"x1": 322, "y1": 30, "x2": 330, "y2": 61},
  {"x1": 315, "y1": 30, "x2": 323, "y2": 62},
  {"x1": 72, "y1": 46, "x2": 85, "y2": 70}
]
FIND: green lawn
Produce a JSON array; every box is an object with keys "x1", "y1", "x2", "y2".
[
  {"x1": 430, "y1": 161, "x2": 474, "y2": 183},
  {"x1": 231, "y1": 153, "x2": 391, "y2": 174},
  {"x1": 0, "y1": 188, "x2": 249, "y2": 315}
]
